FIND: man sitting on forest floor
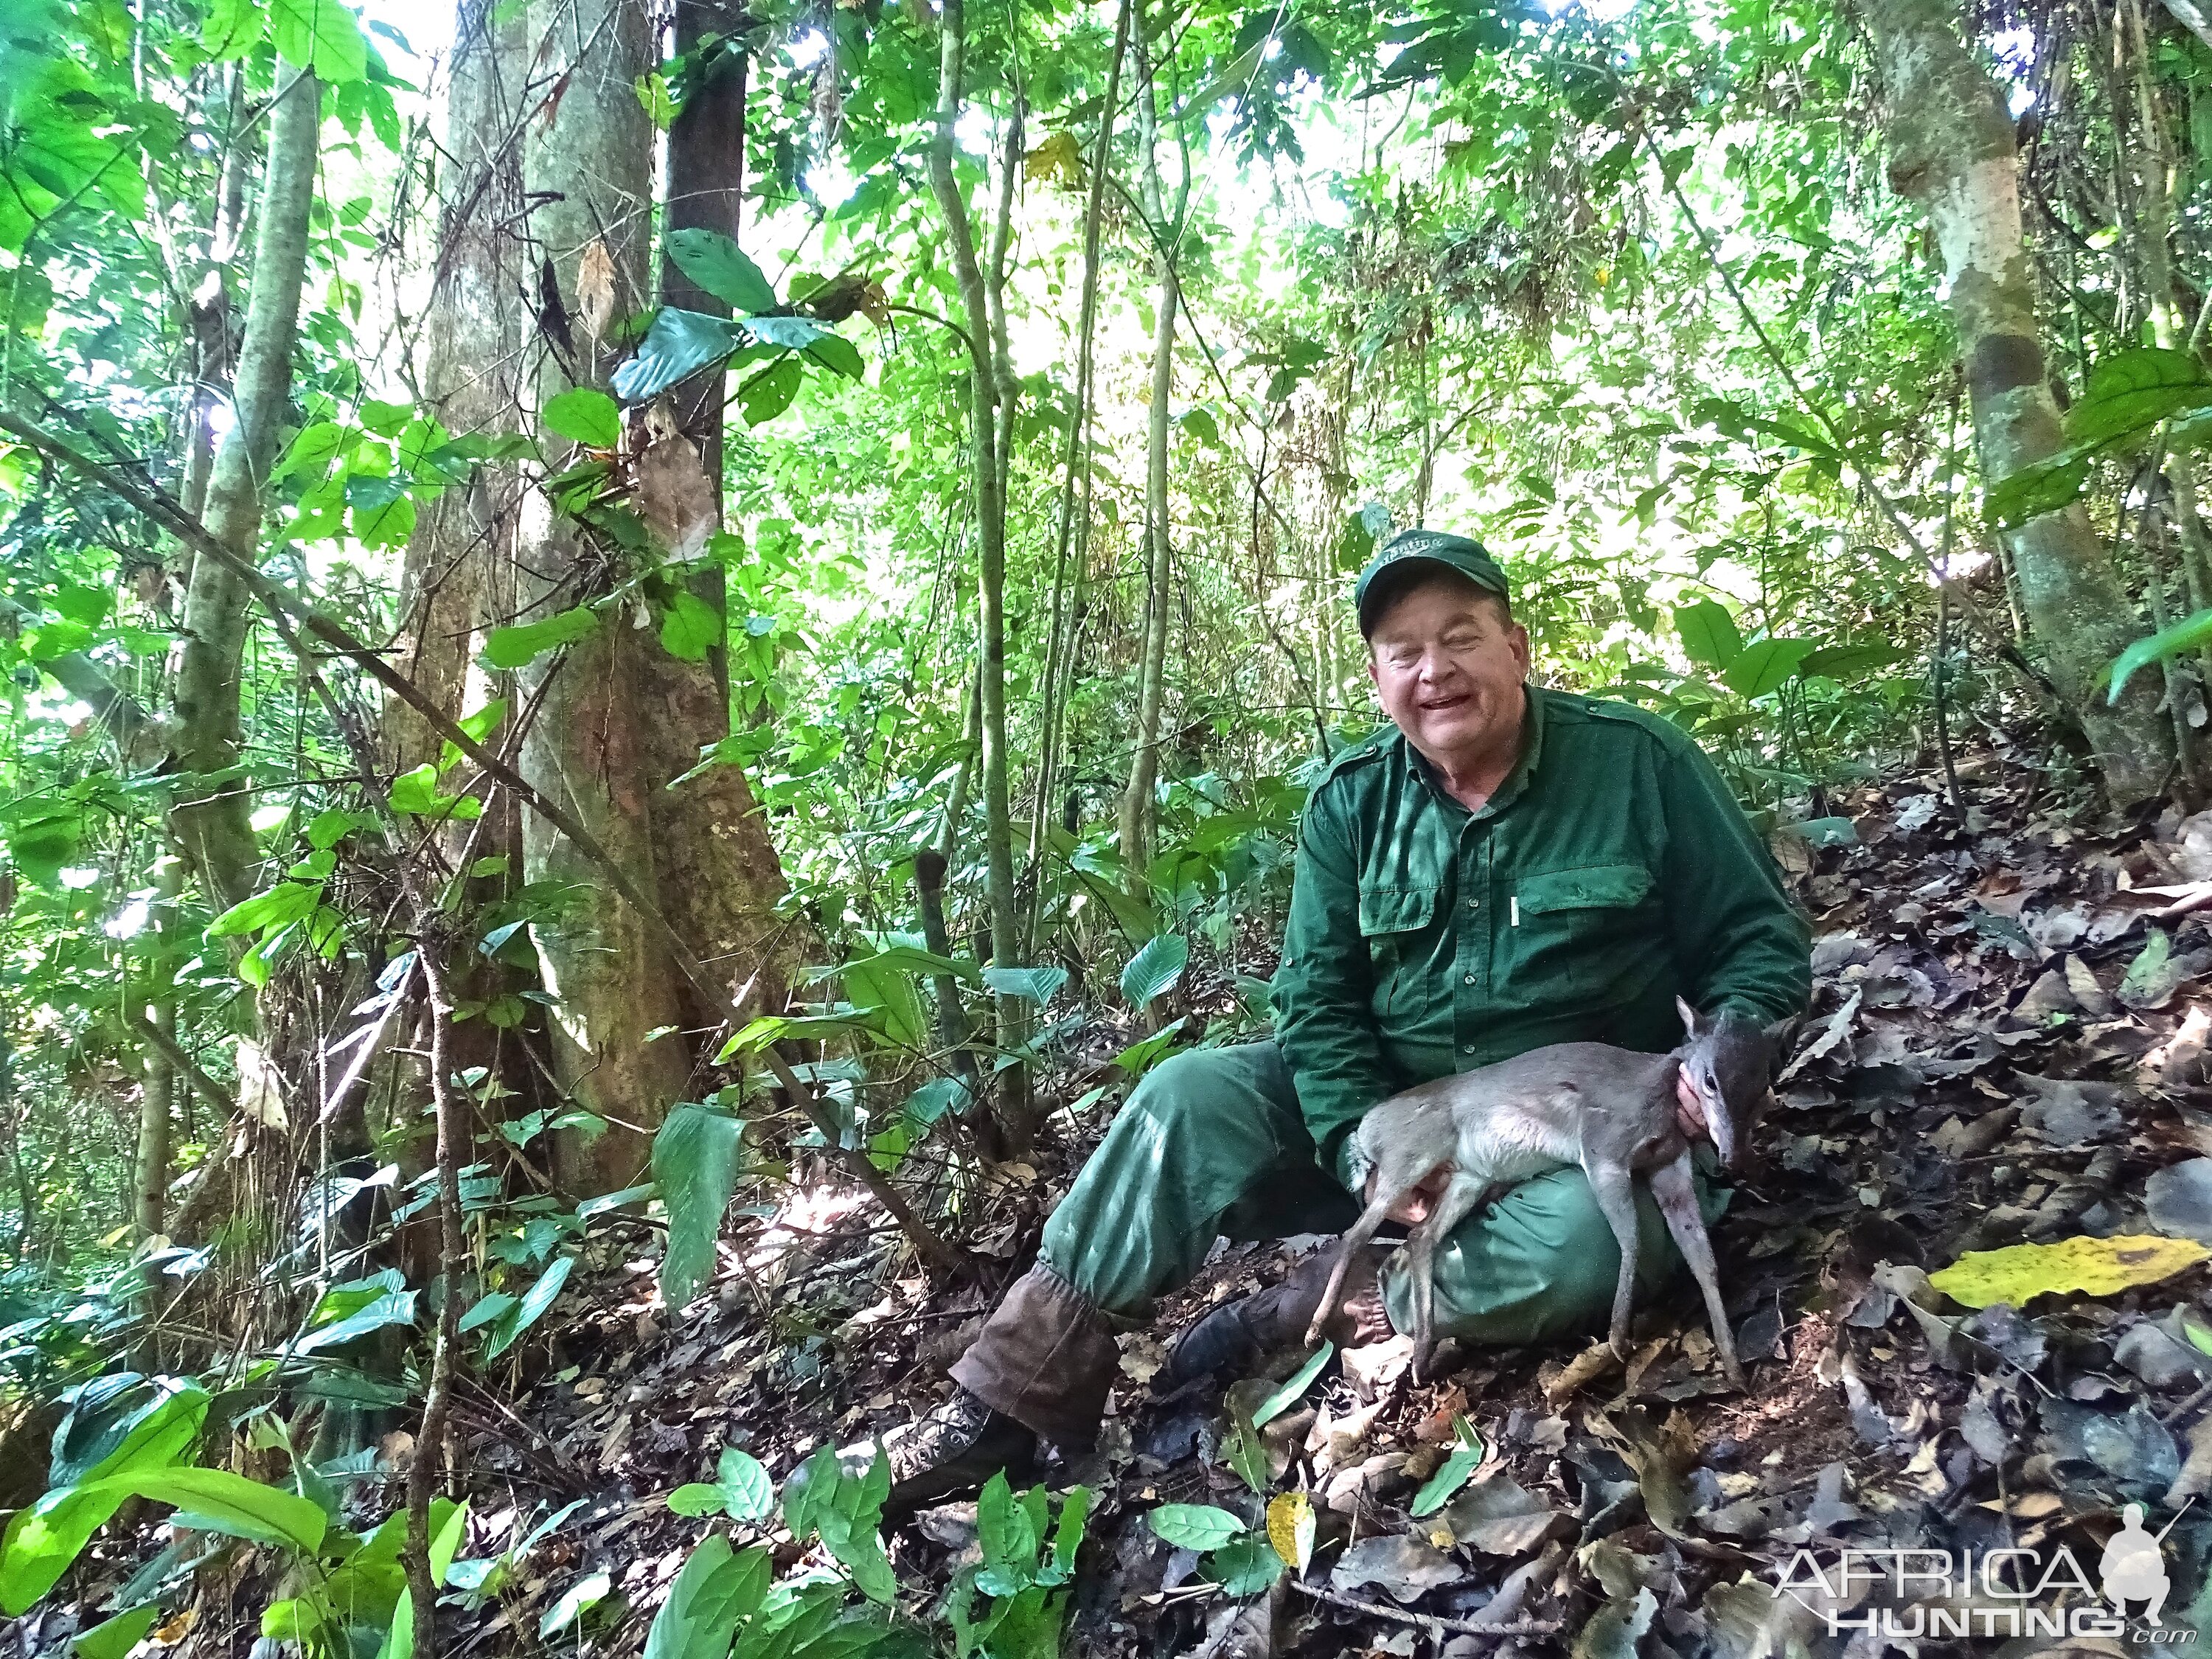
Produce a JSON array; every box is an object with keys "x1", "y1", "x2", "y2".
[{"x1": 884, "y1": 529, "x2": 1812, "y2": 1514}]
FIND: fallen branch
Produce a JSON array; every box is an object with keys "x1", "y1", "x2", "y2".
[
  {"x1": 0, "y1": 407, "x2": 964, "y2": 1276},
  {"x1": 1289, "y1": 1580, "x2": 1562, "y2": 1639},
  {"x1": 131, "y1": 1008, "x2": 233, "y2": 1120}
]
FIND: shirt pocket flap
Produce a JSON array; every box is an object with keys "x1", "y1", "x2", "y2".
[
  {"x1": 1517, "y1": 863, "x2": 1652, "y2": 914},
  {"x1": 1357, "y1": 883, "x2": 1439, "y2": 935}
]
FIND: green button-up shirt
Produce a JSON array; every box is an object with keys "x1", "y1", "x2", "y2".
[{"x1": 1274, "y1": 684, "x2": 1812, "y2": 1189}]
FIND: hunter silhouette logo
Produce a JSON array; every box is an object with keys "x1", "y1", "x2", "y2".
[{"x1": 2101, "y1": 1503, "x2": 2178, "y2": 1625}]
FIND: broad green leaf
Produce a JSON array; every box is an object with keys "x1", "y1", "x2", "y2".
[
  {"x1": 1048, "y1": 1486, "x2": 1090, "y2": 1579},
  {"x1": 653, "y1": 1104, "x2": 743, "y2": 1308},
  {"x1": 208, "y1": 881, "x2": 319, "y2": 939},
  {"x1": 1120, "y1": 934, "x2": 1189, "y2": 1012},
  {"x1": 641, "y1": 1537, "x2": 768, "y2": 1659},
  {"x1": 983, "y1": 965, "x2": 1068, "y2": 1006},
  {"x1": 1408, "y1": 1416, "x2": 1485, "y2": 1517},
  {"x1": 1265, "y1": 1492, "x2": 1313, "y2": 1573},
  {"x1": 1204, "y1": 1534, "x2": 1284, "y2": 1596},
  {"x1": 612, "y1": 308, "x2": 748, "y2": 403},
  {"x1": 802, "y1": 333, "x2": 864, "y2": 381},
  {"x1": 2065, "y1": 347, "x2": 2212, "y2": 448},
  {"x1": 74, "y1": 1603, "x2": 158, "y2": 1659},
  {"x1": 1721, "y1": 638, "x2": 1812, "y2": 700},
  {"x1": 714, "y1": 1447, "x2": 774, "y2": 1523},
  {"x1": 1985, "y1": 448, "x2": 2093, "y2": 530},
  {"x1": 1674, "y1": 599, "x2": 1742, "y2": 670},
  {"x1": 457, "y1": 1292, "x2": 517, "y2": 1335},
  {"x1": 2110, "y1": 606, "x2": 2212, "y2": 703},
  {"x1": 1927, "y1": 1234, "x2": 2209, "y2": 1309},
  {"x1": 659, "y1": 590, "x2": 721, "y2": 663},
  {"x1": 1252, "y1": 1340, "x2": 1332, "y2": 1427},
  {"x1": 483, "y1": 605, "x2": 599, "y2": 670},
  {"x1": 744, "y1": 315, "x2": 832, "y2": 352},
  {"x1": 665, "y1": 1484, "x2": 726, "y2": 1517},
  {"x1": 977, "y1": 1472, "x2": 1037, "y2": 1583},
  {"x1": 664, "y1": 229, "x2": 776, "y2": 313},
  {"x1": 543, "y1": 388, "x2": 621, "y2": 448},
  {"x1": 293, "y1": 1290, "x2": 416, "y2": 1355},
  {"x1": 49, "y1": 1377, "x2": 209, "y2": 1487},
  {"x1": 1145, "y1": 1505, "x2": 1245, "y2": 1551},
  {"x1": 1223, "y1": 1405, "x2": 1270, "y2": 1497},
  {"x1": 83, "y1": 1469, "x2": 327, "y2": 1553},
  {"x1": 268, "y1": 0, "x2": 367, "y2": 81},
  {"x1": 3, "y1": 807, "x2": 80, "y2": 890},
  {"x1": 201, "y1": 0, "x2": 266, "y2": 58},
  {"x1": 737, "y1": 356, "x2": 802, "y2": 425},
  {"x1": 484, "y1": 1255, "x2": 571, "y2": 1358}
]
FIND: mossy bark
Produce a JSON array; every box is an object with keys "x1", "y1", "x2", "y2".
[{"x1": 1866, "y1": 0, "x2": 2174, "y2": 803}]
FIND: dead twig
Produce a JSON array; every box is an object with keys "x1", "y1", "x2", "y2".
[{"x1": 1288, "y1": 1580, "x2": 1562, "y2": 1638}]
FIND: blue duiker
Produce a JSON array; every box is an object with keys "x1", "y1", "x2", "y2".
[{"x1": 1306, "y1": 1000, "x2": 1781, "y2": 1385}]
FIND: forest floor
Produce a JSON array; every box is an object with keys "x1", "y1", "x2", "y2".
[{"x1": 26, "y1": 731, "x2": 2212, "y2": 1655}]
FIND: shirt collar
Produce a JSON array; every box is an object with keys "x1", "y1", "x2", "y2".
[{"x1": 1399, "y1": 684, "x2": 1545, "y2": 821}]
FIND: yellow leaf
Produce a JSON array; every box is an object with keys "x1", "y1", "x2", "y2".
[
  {"x1": 1023, "y1": 130, "x2": 1084, "y2": 187},
  {"x1": 1265, "y1": 1491, "x2": 1314, "y2": 1573},
  {"x1": 1927, "y1": 1234, "x2": 2210, "y2": 1309}
]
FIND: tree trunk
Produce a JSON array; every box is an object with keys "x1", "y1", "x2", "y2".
[
  {"x1": 1865, "y1": 0, "x2": 2174, "y2": 804},
  {"x1": 169, "y1": 59, "x2": 322, "y2": 907},
  {"x1": 1119, "y1": 24, "x2": 1178, "y2": 886},
  {"x1": 926, "y1": 0, "x2": 1030, "y2": 1154},
  {"x1": 516, "y1": 0, "x2": 690, "y2": 1192}
]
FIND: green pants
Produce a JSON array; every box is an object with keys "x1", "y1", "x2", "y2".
[{"x1": 1040, "y1": 1042, "x2": 1725, "y2": 1344}]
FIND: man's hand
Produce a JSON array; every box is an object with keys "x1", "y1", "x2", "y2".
[
  {"x1": 1366, "y1": 1164, "x2": 1453, "y2": 1225},
  {"x1": 1674, "y1": 1065, "x2": 1708, "y2": 1141}
]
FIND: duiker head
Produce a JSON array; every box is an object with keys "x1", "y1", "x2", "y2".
[{"x1": 1673, "y1": 998, "x2": 1787, "y2": 1169}]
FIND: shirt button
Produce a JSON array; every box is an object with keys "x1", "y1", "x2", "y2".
[
  {"x1": 1461, "y1": 1043, "x2": 1478, "y2": 1054},
  {"x1": 1463, "y1": 973, "x2": 1476, "y2": 985},
  {"x1": 1466, "y1": 897, "x2": 1480, "y2": 910}
]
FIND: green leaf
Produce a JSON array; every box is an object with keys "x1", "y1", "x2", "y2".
[
  {"x1": 715, "y1": 1447, "x2": 775, "y2": 1523},
  {"x1": 208, "y1": 881, "x2": 319, "y2": 939},
  {"x1": 982, "y1": 965, "x2": 1068, "y2": 1006},
  {"x1": 1223, "y1": 1405, "x2": 1270, "y2": 1497},
  {"x1": 659, "y1": 590, "x2": 721, "y2": 663},
  {"x1": 1205, "y1": 1533, "x2": 1284, "y2": 1597},
  {"x1": 977, "y1": 1472, "x2": 1037, "y2": 1585},
  {"x1": 293, "y1": 1290, "x2": 417, "y2": 1355},
  {"x1": 2110, "y1": 606, "x2": 2212, "y2": 702},
  {"x1": 1721, "y1": 638, "x2": 1812, "y2": 700},
  {"x1": 1985, "y1": 448, "x2": 2093, "y2": 530},
  {"x1": 543, "y1": 388, "x2": 621, "y2": 448},
  {"x1": 201, "y1": 0, "x2": 266, "y2": 58},
  {"x1": 483, "y1": 606, "x2": 599, "y2": 669},
  {"x1": 1674, "y1": 599, "x2": 1742, "y2": 670},
  {"x1": 1251, "y1": 1340, "x2": 1332, "y2": 1427},
  {"x1": 612, "y1": 309, "x2": 749, "y2": 403},
  {"x1": 642, "y1": 1537, "x2": 768, "y2": 1659},
  {"x1": 653, "y1": 1104, "x2": 744, "y2": 1309},
  {"x1": 3, "y1": 807, "x2": 80, "y2": 890},
  {"x1": 1146, "y1": 1505, "x2": 1245, "y2": 1551},
  {"x1": 2065, "y1": 347, "x2": 2212, "y2": 448},
  {"x1": 664, "y1": 229, "x2": 776, "y2": 313},
  {"x1": 736, "y1": 357, "x2": 802, "y2": 425},
  {"x1": 539, "y1": 1570, "x2": 610, "y2": 1638},
  {"x1": 1408, "y1": 1416, "x2": 1485, "y2": 1517},
  {"x1": 483, "y1": 1256, "x2": 571, "y2": 1358},
  {"x1": 74, "y1": 1603, "x2": 159, "y2": 1659},
  {"x1": 1120, "y1": 934, "x2": 1189, "y2": 1012},
  {"x1": 1798, "y1": 642, "x2": 1906, "y2": 681},
  {"x1": 268, "y1": 0, "x2": 367, "y2": 81},
  {"x1": 85, "y1": 1469, "x2": 327, "y2": 1553},
  {"x1": 665, "y1": 1484, "x2": 726, "y2": 1517},
  {"x1": 801, "y1": 333, "x2": 864, "y2": 381}
]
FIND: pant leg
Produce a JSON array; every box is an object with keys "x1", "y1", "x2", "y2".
[
  {"x1": 1040, "y1": 1040, "x2": 1339, "y2": 1318},
  {"x1": 1391, "y1": 1163, "x2": 1731, "y2": 1347}
]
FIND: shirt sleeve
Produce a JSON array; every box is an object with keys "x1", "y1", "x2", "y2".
[
  {"x1": 1273, "y1": 780, "x2": 1397, "y2": 1191},
  {"x1": 1656, "y1": 734, "x2": 1812, "y2": 1024}
]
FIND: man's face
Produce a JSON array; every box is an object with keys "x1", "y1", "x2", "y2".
[{"x1": 1366, "y1": 575, "x2": 1531, "y2": 765}]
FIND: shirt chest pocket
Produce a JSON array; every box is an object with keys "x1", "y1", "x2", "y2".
[
  {"x1": 1358, "y1": 882, "x2": 1440, "y2": 1017},
  {"x1": 1509, "y1": 863, "x2": 1657, "y2": 1003}
]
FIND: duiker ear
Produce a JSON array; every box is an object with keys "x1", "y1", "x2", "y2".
[
  {"x1": 1763, "y1": 1015, "x2": 1800, "y2": 1057},
  {"x1": 1676, "y1": 996, "x2": 1702, "y2": 1039}
]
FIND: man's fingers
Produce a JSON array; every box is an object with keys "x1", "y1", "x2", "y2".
[{"x1": 1674, "y1": 1069, "x2": 1708, "y2": 1138}]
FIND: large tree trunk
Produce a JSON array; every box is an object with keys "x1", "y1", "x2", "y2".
[
  {"x1": 170, "y1": 59, "x2": 322, "y2": 906},
  {"x1": 516, "y1": 0, "x2": 690, "y2": 1192},
  {"x1": 1865, "y1": 0, "x2": 2174, "y2": 804},
  {"x1": 1119, "y1": 21, "x2": 1178, "y2": 886}
]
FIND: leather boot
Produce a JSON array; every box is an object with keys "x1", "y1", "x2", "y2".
[
  {"x1": 1156, "y1": 1243, "x2": 1395, "y2": 1391},
  {"x1": 887, "y1": 1265, "x2": 1119, "y2": 1517}
]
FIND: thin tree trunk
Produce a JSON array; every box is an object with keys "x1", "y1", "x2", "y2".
[
  {"x1": 1865, "y1": 0, "x2": 2174, "y2": 803},
  {"x1": 169, "y1": 59, "x2": 321, "y2": 907},
  {"x1": 926, "y1": 0, "x2": 1029, "y2": 1154},
  {"x1": 1026, "y1": 0, "x2": 1130, "y2": 947},
  {"x1": 1119, "y1": 18, "x2": 1178, "y2": 889}
]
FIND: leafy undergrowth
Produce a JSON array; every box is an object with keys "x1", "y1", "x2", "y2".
[{"x1": 21, "y1": 737, "x2": 2212, "y2": 1655}]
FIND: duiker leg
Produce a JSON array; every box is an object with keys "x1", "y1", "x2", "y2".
[
  {"x1": 1581, "y1": 1158, "x2": 1644, "y2": 1360},
  {"x1": 1649, "y1": 1151, "x2": 1742, "y2": 1386},
  {"x1": 1304, "y1": 1152, "x2": 1437, "y2": 1349},
  {"x1": 1402, "y1": 1171, "x2": 1489, "y2": 1380}
]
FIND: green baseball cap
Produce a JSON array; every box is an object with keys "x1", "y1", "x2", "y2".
[{"x1": 1352, "y1": 529, "x2": 1510, "y2": 636}]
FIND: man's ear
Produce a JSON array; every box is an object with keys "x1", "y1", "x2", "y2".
[{"x1": 1509, "y1": 622, "x2": 1531, "y2": 678}]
